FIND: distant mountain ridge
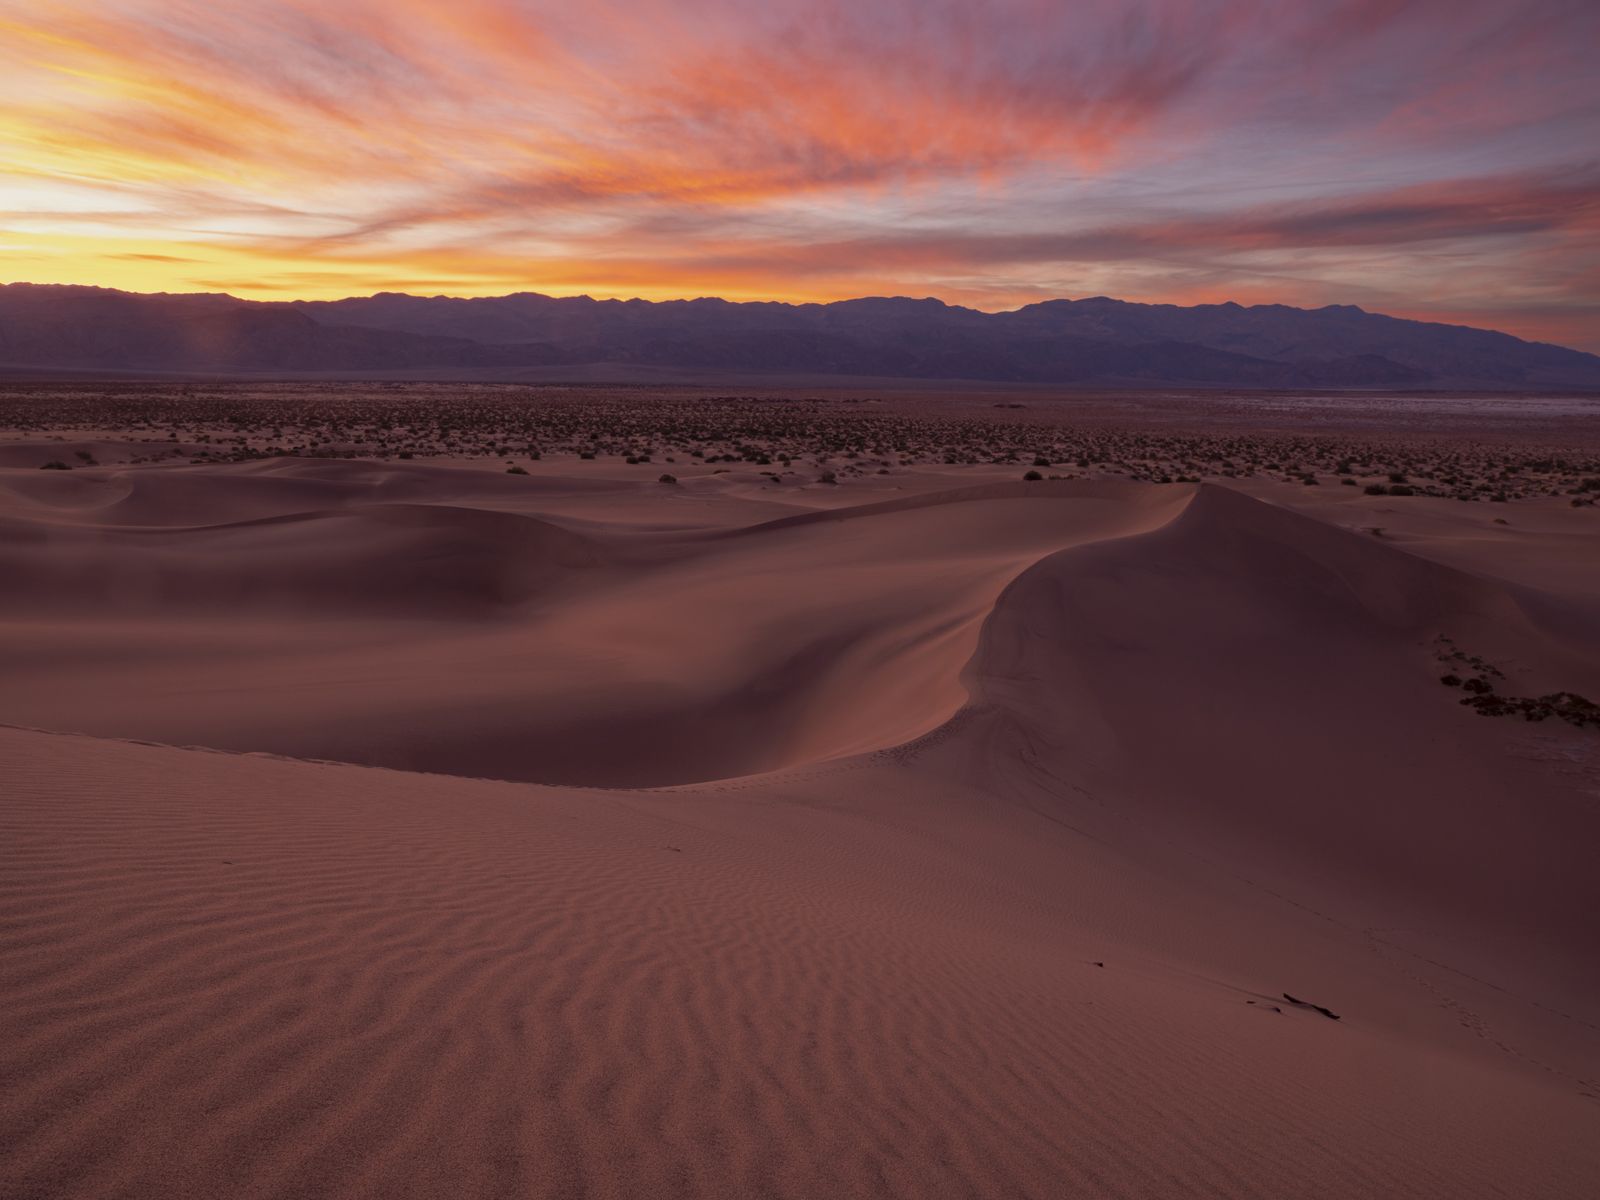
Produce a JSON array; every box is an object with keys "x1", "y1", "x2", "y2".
[{"x1": 2, "y1": 282, "x2": 1597, "y2": 389}]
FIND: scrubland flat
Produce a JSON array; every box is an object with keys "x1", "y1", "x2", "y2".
[{"x1": 3, "y1": 384, "x2": 1599, "y2": 1199}]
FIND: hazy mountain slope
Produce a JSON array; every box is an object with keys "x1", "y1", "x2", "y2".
[
  {"x1": 3, "y1": 283, "x2": 1596, "y2": 387},
  {"x1": 0, "y1": 285, "x2": 508, "y2": 372},
  {"x1": 997, "y1": 297, "x2": 1600, "y2": 385}
]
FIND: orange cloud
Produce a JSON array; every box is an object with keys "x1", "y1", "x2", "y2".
[{"x1": 0, "y1": 1, "x2": 1597, "y2": 349}]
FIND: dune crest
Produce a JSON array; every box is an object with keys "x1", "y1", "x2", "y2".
[{"x1": 0, "y1": 475, "x2": 1198, "y2": 785}]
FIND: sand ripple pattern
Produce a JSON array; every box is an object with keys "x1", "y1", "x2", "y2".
[{"x1": 5, "y1": 726, "x2": 1599, "y2": 1199}]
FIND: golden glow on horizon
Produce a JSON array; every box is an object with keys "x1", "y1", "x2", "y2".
[
  {"x1": 0, "y1": 1, "x2": 1596, "y2": 348},
  {"x1": 0, "y1": 226, "x2": 1069, "y2": 312}
]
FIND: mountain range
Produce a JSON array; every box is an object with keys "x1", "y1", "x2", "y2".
[{"x1": 2, "y1": 282, "x2": 1597, "y2": 389}]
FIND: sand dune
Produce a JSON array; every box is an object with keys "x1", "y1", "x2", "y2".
[
  {"x1": 0, "y1": 468, "x2": 1193, "y2": 785},
  {"x1": 958, "y1": 483, "x2": 1600, "y2": 1003},
  {"x1": 3, "y1": 450, "x2": 1599, "y2": 1198},
  {"x1": 0, "y1": 504, "x2": 601, "y2": 617}
]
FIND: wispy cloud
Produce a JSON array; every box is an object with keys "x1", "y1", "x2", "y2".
[{"x1": 1, "y1": 0, "x2": 1597, "y2": 348}]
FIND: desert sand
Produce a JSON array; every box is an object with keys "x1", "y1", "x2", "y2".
[{"x1": 3, "y1": 385, "x2": 1599, "y2": 1199}]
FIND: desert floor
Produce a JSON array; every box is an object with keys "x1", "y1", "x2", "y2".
[{"x1": 3, "y1": 384, "x2": 1599, "y2": 1199}]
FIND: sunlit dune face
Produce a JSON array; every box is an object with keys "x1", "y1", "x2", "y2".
[{"x1": 1, "y1": 0, "x2": 1597, "y2": 348}]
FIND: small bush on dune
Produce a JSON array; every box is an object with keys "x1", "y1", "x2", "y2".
[
  {"x1": 1023, "y1": 469, "x2": 1043, "y2": 481},
  {"x1": 40, "y1": 460, "x2": 70, "y2": 470},
  {"x1": 658, "y1": 473, "x2": 677, "y2": 484},
  {"x1": 506, "y1": 465, "x2": 528, "y2": 475}
]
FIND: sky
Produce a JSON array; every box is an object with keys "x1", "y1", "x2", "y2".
[{"x1": 1, "y1": 0, "x2": 1597, "y2": 350}]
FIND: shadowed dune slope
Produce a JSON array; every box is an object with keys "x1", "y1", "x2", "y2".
[
  {"x1": 948, "y1": 484, "x2": 1600, "y2": 995},
  {"x1": 0, "y1": 455, "x2": 626, "y2": 528},
  {"x1": 0, "y1": 504, "x2": 602, "y2": 617},
  {"x1": 0, "y1": 474, "x2": 1192, "y2": 785}
]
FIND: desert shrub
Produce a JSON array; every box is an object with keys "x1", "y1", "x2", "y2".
[
  {"x1": 818, "y1": 470, "x2": 838, "y2": 485},
  {"x1": 658, "y1": 473, "x2": 677, "y2": 484},
  {"x1": 1023, "y1": 469, "x2": 1043, "y2": 481},
  {"x1": 506, "y1": 465, "x2": 528, "y2": 475},
  {"x1": 1033, "y1": 456, "x2": 1051, "y2": 467},
  {"x1": 39, "y1": 460, "x2": 69, "y2": 470}
]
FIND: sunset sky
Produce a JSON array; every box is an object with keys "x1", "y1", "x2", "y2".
[{"x1": 2, "y1": 1, "x2": 1597, "y2": 349}]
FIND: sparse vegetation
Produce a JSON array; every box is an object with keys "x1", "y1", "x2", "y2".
[
  {"x1": 0, "y1": 383, "x2": 1594, "y2": 508},
  {"x1": 1432, "y1": 637, "x2": 1594, "y2": 729}
]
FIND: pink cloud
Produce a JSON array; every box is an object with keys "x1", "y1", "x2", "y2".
[{"x1": 0, "y1": 0, "x2": 1596, "y2": 348}]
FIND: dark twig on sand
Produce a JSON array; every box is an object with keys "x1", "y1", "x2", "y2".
[{"x1": 1283, "y1": 993, "x2": 1341, "y2": 1020}]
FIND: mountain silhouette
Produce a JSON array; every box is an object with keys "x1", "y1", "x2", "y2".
[{"x1": 3, "y1": 283, "x2": 1596, "y2": 388}]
